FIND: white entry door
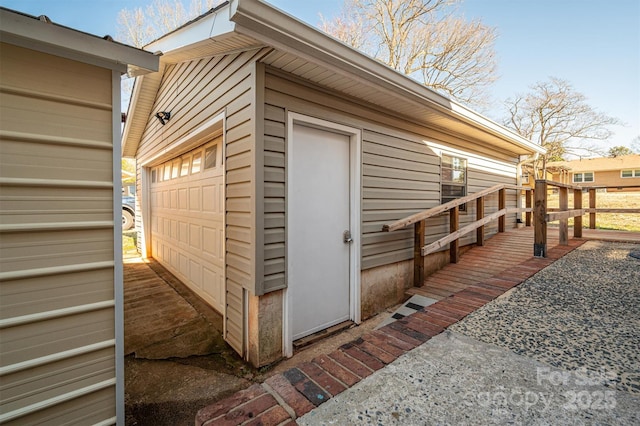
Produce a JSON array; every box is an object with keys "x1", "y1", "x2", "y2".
[{"x1": 289, "y1": 122, "x2": 354, "y2": 340}]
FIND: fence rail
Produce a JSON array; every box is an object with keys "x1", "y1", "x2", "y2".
[{"x1": 534, "y1": 180, "x2": 640, "y2": 257}]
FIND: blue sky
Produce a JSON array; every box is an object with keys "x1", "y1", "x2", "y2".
[{"x1": 2, "y1": 0, "x2": 638, "y2": 153}]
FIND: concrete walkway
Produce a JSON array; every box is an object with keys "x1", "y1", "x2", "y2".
[
  {"x1": 300, "y1": 331, "x2": 639, "y2": 425},
  {"x1": 195, "y1": 237, "x2": 634, "y2": 424}
]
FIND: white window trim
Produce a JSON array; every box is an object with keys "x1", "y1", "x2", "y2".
[
  {"x1": 440, "y1": 153, "x2": 468, "y2": 211},
  {"x1": 621, "y1": 169, "x2": 640, "y2": 178},
  {"x1": 573, "y1": 171, "x2": 595, "y2": 183}
]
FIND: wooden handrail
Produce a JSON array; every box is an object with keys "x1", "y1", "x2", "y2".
[
  {"x1": 584, "y1": 208, "x2": 640, "y2": 214},
  {"x1": 545, "y1": 181, "x2": 583, "y2": 191},
  {"x1": 382, "y1": 184, "x2": 529, "y2": 232},
  {"x1": 581, "y1": 185, "x2": 640, "y2": 190},
  {"x1": 546, "y1": 209, "x2": 585, "y2": 222},
  {"x1": 535, "y1": 180, "x2": 639, "y2": 257},
  {"x1": 422, "y1": 207, "x2": 531, "y2": 256},
  {"x1": 382, "y1": 183, "x2": 533, "y2": 287}
]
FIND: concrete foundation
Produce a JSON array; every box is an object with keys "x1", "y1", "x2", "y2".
[
  {"x1": 360, "y1": 246, "x2": 474, "y2": 320},
  {"x1": 248, "y1": 290, "x2": 284, "y2": 367}
]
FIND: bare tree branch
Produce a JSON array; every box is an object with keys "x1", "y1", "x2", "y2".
[
  {"x1": 320, "y1": 0, "x2": 497, "y2": 108},
  {"x1": 116, "y1": 0, "x2": 223, "y2": 47},
  {"x1": 503, "y1": 77, "x2": 623, "y2": 171}
]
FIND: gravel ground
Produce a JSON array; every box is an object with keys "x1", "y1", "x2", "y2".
[{"x1": 450, "y1": 241, "x2": 640, "y2": 394}]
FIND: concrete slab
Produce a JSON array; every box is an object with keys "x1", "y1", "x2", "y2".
[
  {"x1": 125, "y1": 357, "x2": 252, "y2": 426},
  {"x1": 299, "y1": 331, "x2": 640, "y2": 425}
]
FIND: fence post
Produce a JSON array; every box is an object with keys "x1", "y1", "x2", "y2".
[
  {"x1": 476, "y1": 196, "x2": 484, "y2": 246},
  {"x1": 498, "y1": 188, "x2": 506, "y2": 232},
  {"x1": 450, "y1": 206, "x2": 459, "y2": 263},
  {"x1": 414, "y1": 220, "x2": 425, "y2": 287},
  {"x1": 589, "y1": 188, "x2": 596, "y2": 229},
  {"x1": 534, "y1": 180, "x2": 547, "y2": 257},
  {"x1": 574, "y1": 188, "x2": 583, "y2": 238},
  {"x1": 525, "y1": 189, "x2": 532, "y2": 226},
  {"x1": 559, "y1": 186, "x2": 568, "y2": 245}
]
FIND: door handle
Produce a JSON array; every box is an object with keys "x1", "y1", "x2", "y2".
[{"x1": 343, "y1": 230, "x2": 353, "y2": 244}]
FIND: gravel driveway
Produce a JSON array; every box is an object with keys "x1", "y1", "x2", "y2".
[
  {"x1": 299, "y1": 240, "x2": 640, "y2": 425},
  {"x1": 450, "y1": 240, "x2": 640, "y2": 394}
]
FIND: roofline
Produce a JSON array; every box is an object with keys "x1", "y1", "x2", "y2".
[
  {"x1": 547, "y1": 155, "x2": 640, "y2": 172},
  {"x1": 0, "y1": 7, "x2": 158, "y2": 76},
  {"x1": 123, "y1": 0, "x2": 545, "y2": 157},
  {"x1": 229, "y1": 0, "x2": 545, "y2": 155}
]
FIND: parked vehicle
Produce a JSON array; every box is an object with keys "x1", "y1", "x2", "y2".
[{"x1": 122, "y1": 195, "x2": 135, "y2": 231}]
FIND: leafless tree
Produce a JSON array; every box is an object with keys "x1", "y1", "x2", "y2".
[
  {"x1": 503, "y1": 77, "x2": 622, "y2": 174},
  {"x1": 320, "y1": 0, "x2": 498, "y2": 107},
  {"x1": 116, "y1": 0, "x2": 222, "y2": 48},
  {"x1": 630, "y1": 136, "x2": 640, "y2": 154}
]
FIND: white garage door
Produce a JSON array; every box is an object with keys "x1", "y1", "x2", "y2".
[{"x1": 149, "y1": 138, "x2": 224, "y2": 313}]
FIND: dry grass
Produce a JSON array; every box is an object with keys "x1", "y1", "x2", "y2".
[
  {"x1": 123, "y1": 231, "x2": 139, "y2": 258},
  {"x1": 546, "y1": 191, "x2": 640, "y2": 232}
]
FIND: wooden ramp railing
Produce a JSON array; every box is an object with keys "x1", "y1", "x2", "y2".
[
  {"x1": 535, "y1": 180, "x2": 640, "y2": 257},
  {"x1": 383, "y1": 184, "x2": 532, "y2": 287}
]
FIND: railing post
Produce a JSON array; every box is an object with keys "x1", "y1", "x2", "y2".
[
  {"x1": 498, "y1": 188, "x2": 506, "y2": 232},
  {"x1": 534, "y1": 180, "x2": 547, "y2": 257},
  {"x1": 525, "y1": 189, "x2": 532, "y2": 227},
  {"x1": 476, "y1": 196, "x2": 484, "y2": 246},
  {"x1": 450, "y1": 206, "x2": 459, "y2": 263},
  {"x1": 559, "y1": 186, "x2": 568, "y2": 245},
  {"x1": 589, "y1": 188, "x2": 596, "y2": 229},
  {"x1": 414, "y1": 220, "x2": 425, "y2": 287},
  {"x1": 574, "y1": 188, "x2": 583, "y2": 238}
]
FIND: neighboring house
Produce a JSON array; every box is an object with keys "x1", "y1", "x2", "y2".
[
  {"x1": 122, "y1": 0, "x2": 545, "y2": 367},
  {"x1": 0, "y1": 8, "x2": 157, "y2": 425},
  {"x1": 520, "y1": 165, "x2": 565, "y2": 188},
  {"x1": 548, "y1": 154, "x2": 640, "y2": 191}
]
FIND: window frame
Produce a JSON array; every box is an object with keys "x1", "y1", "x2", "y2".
[
  {"x1": 573, "y1": 171, "x2": 594, "y2": 183},
  {"x1": 441, "y1": 154, "x2": 467, "y2": 211},
  {"x1": 621, "y1": 169, "x2": 640, "y2": 178}
]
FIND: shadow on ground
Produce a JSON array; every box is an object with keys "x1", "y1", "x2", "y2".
[
  {"x1": 124, "y1": 258, "x2": 254, "y2": 426},
  {"x1": 124, "y1": 257, "x2": 389, "y2": 425}
]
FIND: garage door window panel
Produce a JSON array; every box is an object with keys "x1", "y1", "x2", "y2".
[{"x1": 149, "y1": 138, "x2": 224, "y2": 312}]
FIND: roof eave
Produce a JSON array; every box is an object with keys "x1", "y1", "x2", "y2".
[
  {"x1": 229, "y1": 0, "x2": 545, "y2": 156},
  {"x1": 145, "y1": 4, "x2": 236, "y2": 59},
  {"x1": 0, "y1": 7, "x2": 158, "y2": 76}
]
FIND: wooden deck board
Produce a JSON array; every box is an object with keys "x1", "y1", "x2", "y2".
[{"x1": 413, "y1": 227, "x2": 638, "y2": 301}]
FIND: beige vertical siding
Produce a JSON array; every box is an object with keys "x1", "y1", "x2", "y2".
[
  {"x1": 135, "y1": 48, "x2": 269, "y2": 355},
  {"x1": 0, "y1": 43, "x2": 117, "y2": 424},
  {"x1": 263, "y1": 68, "x2": 518, "y2": 272}
]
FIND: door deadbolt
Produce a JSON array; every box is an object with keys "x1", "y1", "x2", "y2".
[{"x1": 343, "y1": 230, "x2": 353, "y2": 244}]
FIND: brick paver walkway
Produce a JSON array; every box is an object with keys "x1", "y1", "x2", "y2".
[{"x1": 194, "y1": 239, "x2": 584, "y2": 426}]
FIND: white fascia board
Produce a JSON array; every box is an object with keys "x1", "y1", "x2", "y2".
[
  {"x1": 145, "y1": 4, "x2": 236, "y2": 56},
  {"x1": 0, "y1": 8, "x2": 158, "y2": 75},
  {"x1": 230, "y1": 0, "x2": 545, "y2": 155}
]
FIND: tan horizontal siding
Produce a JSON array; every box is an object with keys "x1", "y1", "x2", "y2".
[
  {"x1": 0, "y1": 43, "x2": 116, "y2": 424},
  {"x1": 135, "y1": 49, "x2": 268, "y2": 358},
  {"x1": 225, "y1": 281, "x2": 243, "y2": 354},
  {"x1": 263, "y1": 69, "x2": 519, "y2": 271},
  {"x1": 262, "y1": 103, "x2": 286, "y2": 292}
]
